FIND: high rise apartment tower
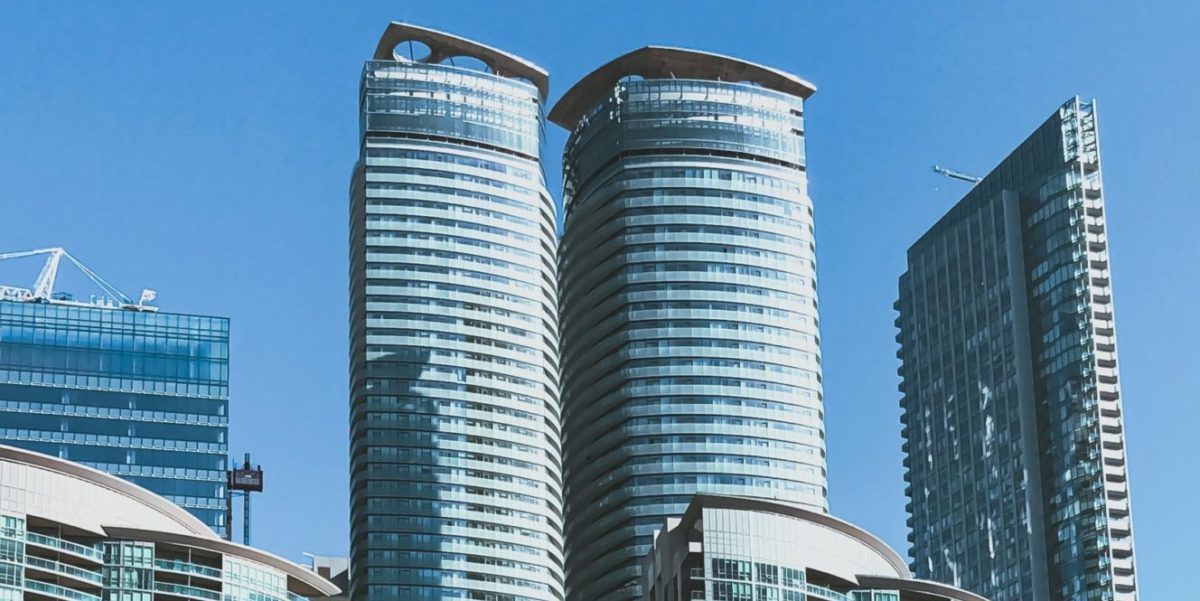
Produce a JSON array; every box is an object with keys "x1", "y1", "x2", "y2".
[
  {"x1": 896, "y1": 98, "x2": 1137, "y2": 601},
  {"x1": 348, "y1": 24, "x2": 564, "y2": 601},
  {"x1": 553, "y1": 48, "x2": 825, "y2": 601}
]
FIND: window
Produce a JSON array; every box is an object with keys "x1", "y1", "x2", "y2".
[
  {"x1": 0, "y1": 563, "x2": 18, "y2": 587},
  {"x1": 712, "y1": 558, "x2": 752, "y2": 581},
  {"x1": 781, "y1": 567, "x2": 804, "y2": 588},
  {"x1": 0, "y1": 540, "x2": 20, "y2": 563},
  {"x1": 755, "y1": 563, "x2": 778, "y2": 584},
  {"x1": 756, "y1": 585, "x2": 778, "y2": 601},
  {"x1": 713, "y1": 582, "x2": 753, "y2": 601}
]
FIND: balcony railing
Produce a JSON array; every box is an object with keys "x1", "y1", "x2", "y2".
[
  {"x1": 155, "y1": 582, "x2": 222, "y2": 601},
  {"x1": 25, "y1": 532, "x2": 103, "y2": 562},
  {"x1": 155, "y1": 559, "x2": 223, "y2": 580},
  {"x1": 24, "y1": 579, "x2": 102, "y2": 601},
  {"x1": 806, "y1": 584, "x2": 850, "y2": 601},
  {"x1": 24, "y1": 556, "x2": 103, "y2": 585}
]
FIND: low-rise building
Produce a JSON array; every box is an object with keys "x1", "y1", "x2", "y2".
[
  {"x1": 644, "y1": 495, "x2": 987, "y2": 601},
  {"x1": 0, "y1": 444, "x2": 340, "y2": 601}
]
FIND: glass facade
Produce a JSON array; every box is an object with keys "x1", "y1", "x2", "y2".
[
  {"x1": 0, "y1": 513, "x2": 314, "y2": 601},
  {"x1": 643, "y1": 497, "x2": 984, "y2": 601},
  {"x1": 896, "y1": 98, "x2": 1136, "y2": 601},
  {"x1": 557, "y1": 56, "x2": 825, "y2": 601},
  {"x1": 349, "y1": 26, "x2": 564, "y2": 601},
  {"x1": 0, "y1": 301, "x2": 229, "y2": 535}
]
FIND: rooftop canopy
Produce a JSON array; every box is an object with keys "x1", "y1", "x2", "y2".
[
  {"x1": 549, "y1": 46, "x2": 817, "y2": 129},
  {"x1": 372, "y1": 22, "x2": 549, "y2": 101}
]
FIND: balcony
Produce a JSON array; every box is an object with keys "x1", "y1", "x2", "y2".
[
  {"x1": 155, "y1": 583, "x2": 222, "y2": 601},
  {"x1": 155, "y1": 559, "x2": 223, "y2": 581},
  {"x1": 23, "y1": 580, "x2": 101, "y2": 601},
  {"x1": 25, "y1": 532, "x2": 103, "y2": 563},
  {"x1": 24, "y1": 556, "x2": 103, "y2": 586},
  {"x1": 806, "y1": 583, "x2": 850, "y2": 601}
]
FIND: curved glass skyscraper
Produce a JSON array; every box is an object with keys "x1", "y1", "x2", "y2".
[
  {"x1": 349, "y1": 24, "x2": 563, "y2": 601},
  {"x1": 551, "y1": 48, "x2": 825, "y2": 601}
]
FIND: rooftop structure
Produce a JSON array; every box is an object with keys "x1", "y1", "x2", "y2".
[
  {"x1": 371, "y1": 22, "x2": 549, "y2": 100},
  {"x1": 548, "y1": 46, "x2": 817, "y2": 129},
  {"x1": 0, "y1": 247, "x2": 158, "y2": 312}
]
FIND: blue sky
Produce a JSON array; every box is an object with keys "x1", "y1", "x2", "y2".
[{"x1": 1, "y1": 1, "x2": 1196, "y2": 597}]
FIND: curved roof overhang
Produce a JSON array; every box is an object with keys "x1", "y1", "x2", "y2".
[
  {"x1": 855, "y1": 576, "x2": 991, "y2": 601},
  {"x1": 549, "y1": 46, "x2": 817, "y2": 129},
  {"x1": 372, "y1": 22, "x2": 549, "y2": 101},
  {"x1": 0, "y1": 444, "x2": 214, "y2": 537},
  {"x1": 104, "y1": 527, "x2": 341, "y2": 597},
  {"x1": 683, "y1": 494, "x2": 911, "y2": 578}
]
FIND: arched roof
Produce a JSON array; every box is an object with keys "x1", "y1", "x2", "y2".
[
  {"x1": 855, "y1": 576, "x2": 991, "y2": 601},
  {"x1": 372, "y1": 22, "x2": 549, "y2": 100},
  {"x1": 104, "y1": 527, "x2": 342, "y2": 597},
  {"x1": 549, "y1": 46, "x2": 817, "y2": 129},
  {"x1": 1, "y1": 445, "x2": 341, "y2": 597},
  {"x1": 684, "y1": 494, "x2": 911, "y2": 578},
  {"x1": 0, "y1": 444, "x2": 213, "y2": 537}
]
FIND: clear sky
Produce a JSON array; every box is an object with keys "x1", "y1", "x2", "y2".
[{"x1": 1, "y1": 1, "x2": 1196, "y2": 597}]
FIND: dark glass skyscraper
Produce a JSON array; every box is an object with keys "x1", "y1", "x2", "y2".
[
  {"x1": 349, "y1": 23, "x2": 564, "y2": 601},
  {"x1": 552, "y1": 48, "x2": 824, "y2": 601},
  {"x1": 896, "y1": 98, "x2": 1137, "y2": 601},
  {"x1": 0, "y1": 298, "x2": 229, "y2": 535}
]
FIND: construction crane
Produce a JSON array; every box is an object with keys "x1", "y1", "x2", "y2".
[
  {"x1": 0, "y1": 247, "x2": 158, "y2": 312},
  {"x1": 932, "y1": 164, "x2": 983, "y2": 184}
]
